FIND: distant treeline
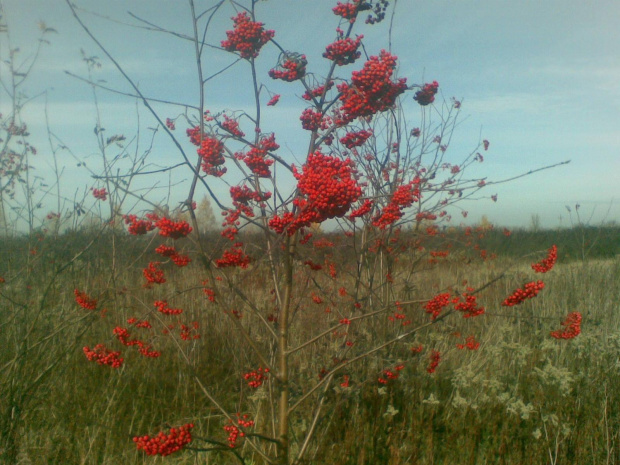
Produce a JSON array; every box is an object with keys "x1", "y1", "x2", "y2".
[
  {"x1": 1, "y1": 224, "x2": 618, "y2": 278},
  {"x1": 478, "y1": 224, "x2": 620, "y2": 261}
]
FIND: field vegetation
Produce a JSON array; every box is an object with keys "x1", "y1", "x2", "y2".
[
  {"x1": 1, "y1": 225, "x2": 619, "y2": 464},
  {"x1": 1, "y1": 0, "x2": 618, "y2": 463}
]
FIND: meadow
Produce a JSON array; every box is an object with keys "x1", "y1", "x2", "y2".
[
  {"x1": 1, "y1": 224, "x2": 619, "y2": 464},
  {"x1": 3, "y1": 0, "x2": 618, "y2": 462}
]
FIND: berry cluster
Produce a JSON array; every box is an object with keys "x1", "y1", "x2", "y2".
[
  {"x1": 186, "y1": 126, "x2": 203, "y2": 146},
  {"x1": 244, "y1": 367, "x2": 270, "y2": 388},
  {"x1": 269, "y1": 151, "x2": 362, "y2": 235},
  {"x1": 323, "y1": 35, "x2": 363, "y2": 66},
  {"x1": 202, "y1": 280, "x2": 216, "y2": 302},
  {"x1": 258, "y1": 133, "x2": 279, "y2": 153},
  {"x1": 327, "y1": 261, "x2": 338, "y2": 278},
  {"x1": 315, "y1": 238, "x2": 335, "y2": 249},
  {"x1": 221, "y1": 12, "x2": 274, "y2": 59},
  {"x1": 220, "y1": 186, "x2": 260, "y2": 240},
  {"x1": 155, "y1": 245, "x2": 191, "y2": 267},
  {"x1": 240, "y1": 148, "x2": 273, "y2": 177},
  {"x1": 387, "y1": 302, "x2": 409, "y2": 325},
  {"x1": 532, "y1": 245, "x2": 557, "y2": 273},
  {"x1": 416, "y1": 211, "x2": 437, "y2": 222},
  {"x1": 269, "y1": 53, "x2": 307, "y2": 82},
  {"x1": 414, "y1": 81, "x2": 439, "y2": 106},
  {"x1": 222, "y1": 186, "x2": 270, "y2": 241},
  {"x1": 340, "y1": 129, "x2": 373, "y2": 149},
  {"x1": 155, "y1": 217, "x2": 192, "y2": 239},
  {"x1": 155, "y1": 244, "x2": 176, "y2": 257},
  {"x1": 180, "y1": 322, "x2": 200, "y2": 341},
  {"x1": 410, "y1": 344, "x2": 424, "y2": 354},
  {"x1": 83, "y1": 344, "x2": 123, "y2": 368},
  {"x1": 134, "y1": 424, "x2": 194, "y2": 457},
  {"x1": 128, "y1": 317, "x2": 152, "y2": 329},
  {"x1": 372, "y1": 179, "x2": 420, "y2": 229},
  {"x1": 427, "y1": 350, "x2": 441, "y2": 373},
  {"x1": 455, "y1": 292, "x2": 485, "y2": 318},
  {"x1": 237, "y1": 134, "x2": 279, "y2": 177},
  {"x1": 424, "y1": 292, "x2": 454, "y2": 320},
  {"x1": 165, "y1": 118, "x2": 175, "y2": 130},
  {"x1": 300, "y1": 108, "x2": 331, "y2": 132},
  {"x1": 267, "y1": 94, "x2": 280, "y2": 106},
  {"x1": 456, "y1": 335, "x2": 480, "y2": 351},
  {"x1": 378, "y1": 364, "x2": 405, "y2": 384},
  {"x1": 502, "y1": 280, "x2": 545, "y2": 307},
  {"x1": 203, "y1": 288, "x2": 215, "y2": 302},
  {"x1": 74, "y1": 289, "x2": 98, "y2": 310},
  {"x1": 221, "y1": 225, "x2": 239, "y2": 242},
  {"x1": 143, "y1": 262, "x2": 166, "y2": 285},
  {"x1": 295, "y1": 151, "x2": 361, "y2": 219},
  {"x1": 550, "y1": 312, "x2": 582, "y2": 339},
  {"x1": 302, "y1": 81, "x2": 334, "y2": 102},
  {"x1": 269, "y1": 215, "x2": 302, "y2": 236},
  {"x1": 197, "y1": 136, "x2": 226, "y2": 177},
  {"x1": 224, "y1": 415, "x2": 255, "y2": 448},
  {"x1": 124, "y1": 214, "x2": 156, "y2": 235},
  {"x1": 336, "y1": 50, "x2": 408, "y2": 125},
  {"x1": 91, "y1": 187, "x2": 108, "y2": 201},
  {"x1": 230, "y1": 185, "x2": 271, "y2": 206},
  {"x1": 113, "y1": 326, "x2": 160, "y2": 358},
  {"x1": 332, "y1": 1, "x2": 362, "y2": 21},
  {"x1": 349, "y1": 199, "x2": 373, "y2": 219},
  {"x1": 113, "y1": 326, "x2": 139, "y2": 346},
  {"x1": 303, "y1": 260, "x2": 322, "y2": 270},
  {"x1": 429, "y1": 250, "x2": 449, "y2": 258},
  {"x1": 215, "y1": 246, "x2": 251, "y2": 268},
  {"x1": 221, "y1": 115, "x2": 245, "y2": 138},
  {"x1": 154, "y1": 300, "x2": 183, "y2": 315},
  {"x1": 138, "y1": 346, "x2": 160, "y2": 358},
  {"x1": 171, "y1": 254, "x2": 190, "y2": 267},
  {"x1": 424, "y1": 288, "x2": 484, "y2": 320}
]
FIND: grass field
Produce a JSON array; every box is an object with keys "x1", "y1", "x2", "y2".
[{"x1": 1, "y1": 225, "x2": 620, "y2": 464}]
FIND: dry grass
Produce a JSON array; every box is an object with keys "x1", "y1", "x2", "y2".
[{"x1": 1, "y1": 229, "x2": 620, "y2": 464}]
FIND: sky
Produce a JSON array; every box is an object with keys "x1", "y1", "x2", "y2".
[{"x1": 1, "y1": 0, "x2": 619, "y2": 230}]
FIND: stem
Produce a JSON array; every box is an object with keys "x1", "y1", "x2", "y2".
[{"x1": 277, "y1": 234, "x2": 296, "y2": 464}]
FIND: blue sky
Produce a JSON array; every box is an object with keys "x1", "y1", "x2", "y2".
[{"x1": 1, "y1": 0, "x2": 619, "y2": 229}]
